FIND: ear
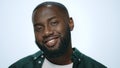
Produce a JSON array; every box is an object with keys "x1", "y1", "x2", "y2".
[{"x1": 69, "y1": 17, "x2": 74, "y2": 31}]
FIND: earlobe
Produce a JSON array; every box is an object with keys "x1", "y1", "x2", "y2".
[{"x1": 69, "y1": 17, "x2": 74, "y2": 31}]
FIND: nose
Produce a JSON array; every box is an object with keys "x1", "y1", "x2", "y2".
[{"x1": 43, "y1": 26, "x2": 53, "y2": 37}]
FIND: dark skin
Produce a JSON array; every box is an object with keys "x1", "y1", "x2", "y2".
[{"x1": 32, "y1": 5, "x2": 74, "y2": 65}]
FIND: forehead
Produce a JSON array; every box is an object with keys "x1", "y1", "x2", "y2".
[
  {"x1": 32, "y1": 5, "x2": 65, "y2": 23},
  {"x1": 33, "y1": 5, "x2": 65, "y2": 17}
]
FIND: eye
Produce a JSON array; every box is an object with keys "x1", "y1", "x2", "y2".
[
  {"x1": 34, "y1": 25, "x2": 43, "y2": 32},
  {"x1": 50, "y1": 21, "x2": 58, "y2": 26}
]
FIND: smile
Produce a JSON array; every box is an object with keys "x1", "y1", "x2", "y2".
[{"x1": 44, "y1": 36, "x2": 59, "y2": 47}]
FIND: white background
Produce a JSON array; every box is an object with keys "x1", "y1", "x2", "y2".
[{"x1": 0, "y1": 0, "x2": 120, "y2": 68}]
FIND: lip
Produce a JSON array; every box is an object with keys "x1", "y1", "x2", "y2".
[{"x1": 43, "y1": 36, "x2": 59, "y2": 47}]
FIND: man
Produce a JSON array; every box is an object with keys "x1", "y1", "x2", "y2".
[{"x1": 9, "y1": 1, "x2": 107, "y2": 68}]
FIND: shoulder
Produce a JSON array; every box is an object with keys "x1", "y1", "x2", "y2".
[
  {"x1": 73, "y1": 48, "x2": 107, "y2": 68},
  {"x1": 81, "y1": 54, "x2": 107, "y2": 68},
  {"x1": 9, "y1": 51, "x2": 43, "y2": 68}
]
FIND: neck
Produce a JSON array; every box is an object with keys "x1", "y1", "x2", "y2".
[{"x1": 46, "y1": 46, "x2": 73, "y2": 65}]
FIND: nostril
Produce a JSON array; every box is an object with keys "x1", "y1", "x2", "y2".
[
  {"x1": 43, "y1": 31, "x2": 54, "y2": 41},
  {"x1": 43, "y1": 28, "x2": 53, "y2": 38},
  {"x1": 45, "y1": 31, "x2": 53, "y2": 35}
]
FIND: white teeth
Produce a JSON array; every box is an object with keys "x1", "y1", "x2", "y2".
[
  {"x1": 48, "y1": 39, "x2": 54, "y2": 43},
  {"x1": 46, "y1": 39, "x2": 56, "y2": 47}
]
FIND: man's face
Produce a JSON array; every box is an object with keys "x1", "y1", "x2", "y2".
[{"x1": 32, "y1": 6, "x2": 73, "y2": 58}]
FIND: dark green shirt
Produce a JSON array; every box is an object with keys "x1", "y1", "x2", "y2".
[{"x1": 9, "y1": 48, "x2": 107, "y2": 68}]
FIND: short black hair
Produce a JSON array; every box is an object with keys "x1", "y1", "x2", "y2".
[{"x1": 33, "y1": 1, "x2": 69, "y2": 16}]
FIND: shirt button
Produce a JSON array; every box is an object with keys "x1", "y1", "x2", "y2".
[
  {"x1": 38, "y1": 61, "x2": 41, "y2": 64},
  {"x1": 78, "y1": 59, "x2": 81, "y2": 61},
  {"x1": 41, "y1": 55, "x2": 44, "y2": 58},
  {"x1": 34, "y1": 57, "x2": 37, "y2": 60}
]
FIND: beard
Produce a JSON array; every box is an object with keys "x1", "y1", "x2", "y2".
[{"x1": 35, "y1": 26, "x2": 71, "y2": 59}]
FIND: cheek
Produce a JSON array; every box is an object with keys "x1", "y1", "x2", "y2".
[
  {"x1": 35, "y1": 32, "x2": 43, "y2": 42},
  {"x1": 57, "y1": 26, "x2": 68, "y2": 35},
  {"x1": 53, "y1": 27, "x2": 65, "y2": 37},
  {"x1": 55, "y1": 23, "x2": 66, "y2": 33}
]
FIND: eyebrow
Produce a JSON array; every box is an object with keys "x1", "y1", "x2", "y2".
[
  {"x1": 47, "y1": 16, "x2": 57, "y2": 22},
  {"x1": 33, "y1": 16, "x2": 58, "y2": 26},
  {"x1": 34, "y1": 23, "x2": 43, "y2": 27}
]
